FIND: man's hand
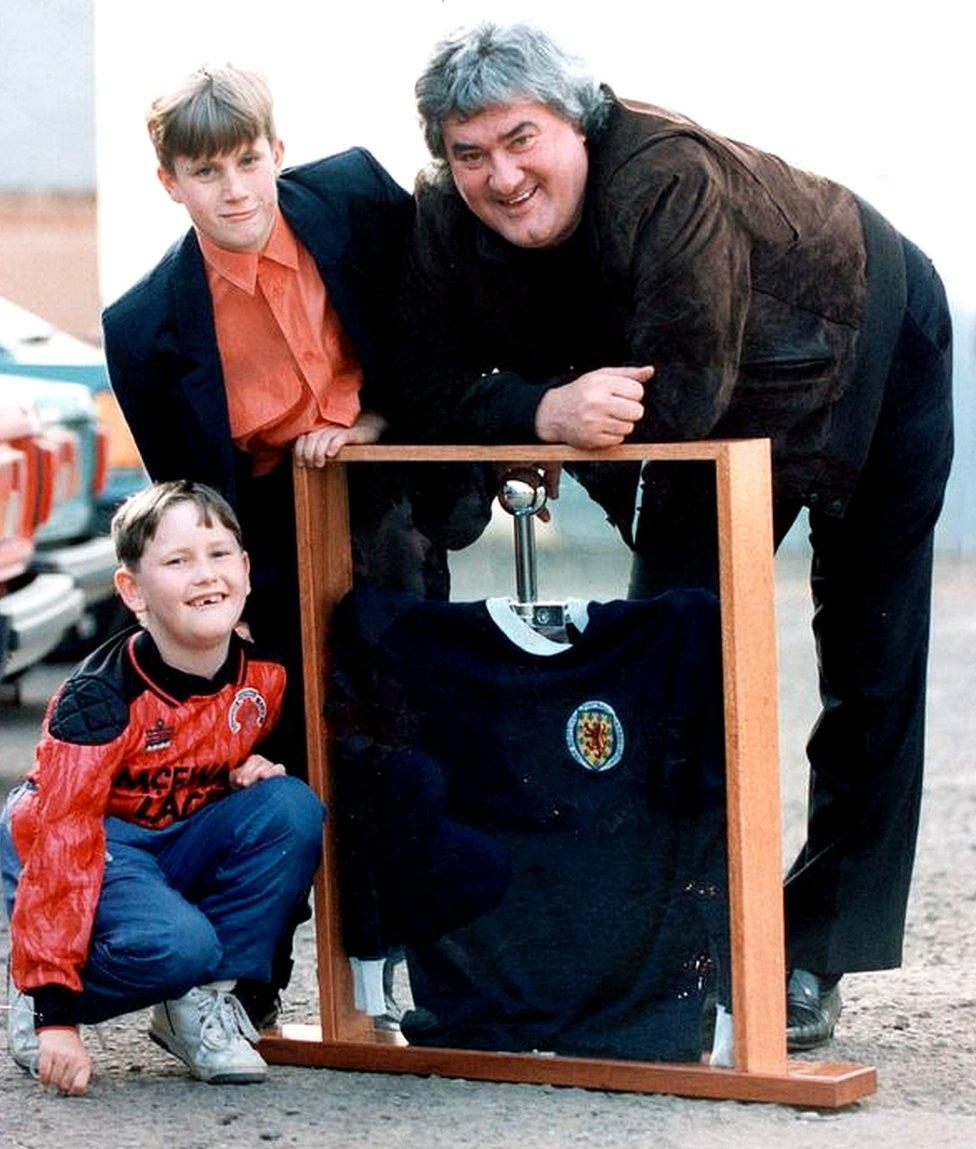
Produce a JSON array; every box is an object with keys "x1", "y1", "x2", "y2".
[
  {"x1": 494, "y1": 463, "x2": 562, "y2": 522},
  {"x1": 535, "y1": 366, "x2": 652, "y2": 448},
  {"x1": 229, "y1": 753, "x2": 287, "y2": 788},
  {"x1": 36, "y1": 1028, "x2": 92, "y2": 1095},
  {"x1": 293, "y1": 410, "x2": 389, "y2": 467}
]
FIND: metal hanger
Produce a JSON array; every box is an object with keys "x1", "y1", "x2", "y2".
[{"x1": 496, "y1": 469, "x2": 574, "y2": 640}]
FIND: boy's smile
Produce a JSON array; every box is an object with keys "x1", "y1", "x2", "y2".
[
  {"x1": 115, "y1": 501, "x2": 250, "y2": 677},
  {"x1": 158, "y1": 136, "x2": 284, "y2": 253}
]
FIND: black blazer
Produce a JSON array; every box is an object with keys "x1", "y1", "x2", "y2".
[
  {"x1": 102, "y1": 147, "x2": 412, "y2": 510},
  {"x1": 102, "y1": 148, "x2": 415, "y2": 657}
]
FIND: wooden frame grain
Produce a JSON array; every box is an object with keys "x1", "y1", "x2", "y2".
[{"x1": 261, "y1": 440, "x2": 876, "y2": 1108}]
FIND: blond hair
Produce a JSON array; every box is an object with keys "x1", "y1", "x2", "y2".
[{"x1": 146, "y1": 64, "x2": 276, "y2": 172}]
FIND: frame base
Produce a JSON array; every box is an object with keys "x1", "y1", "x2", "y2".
[{"x1": 261, "y1": 1026, "x2": 876, "y2": 1109}]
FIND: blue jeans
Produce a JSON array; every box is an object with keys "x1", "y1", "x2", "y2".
[{"x1": 2, "y1": 775, "x2": 324, "y2": 1024}]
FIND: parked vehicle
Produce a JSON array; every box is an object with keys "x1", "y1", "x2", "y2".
[
  {"x1": 1, "y1": 297, "x2": 149, "y2": 665},
  {"x1": 0, "y1": 295, "x2": 147, "y2": 533},
  {"x1": 1, "y1": 390, "x2": 84, "y2": 682},
  {"x1": 4, "y1": 376, "x2": 122, "y2": 654}
]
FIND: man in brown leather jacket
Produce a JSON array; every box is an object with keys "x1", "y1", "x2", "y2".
[{"x1": 386, "y1": 22, "x2": 954, "y2": 1051}]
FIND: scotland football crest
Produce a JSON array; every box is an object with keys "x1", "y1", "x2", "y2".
[{"x1": 566, "y1": 700, "x2": 624, "y2": 772}]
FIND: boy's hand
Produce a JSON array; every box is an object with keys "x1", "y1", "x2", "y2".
[
  {"x1": 36, "y1": 1027, "x2": 92, "y2": 1095},
  {"x1": 229, "y1": 753, "x2": 287, "y2": 788},
  {"x1": 293, "y1": 411, "x2": 388, "y2": 467}
]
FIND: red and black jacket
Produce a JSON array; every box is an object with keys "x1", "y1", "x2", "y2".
[{"x1": 9, "y1": 626, "x2": 285, "y2": 1027}]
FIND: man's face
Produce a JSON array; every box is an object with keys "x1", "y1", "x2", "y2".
[
  {"x1": 158, "y1": 136, "x2": 284, "y2": 253},
  {"x1": 115, "y1": 500, "x2": 250, "y2": 670},
  {"x1": 442, "y1": 100, "x2": 588, "y2": 249}
]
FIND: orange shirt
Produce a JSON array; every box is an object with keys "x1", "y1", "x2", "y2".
[{"x1": 200, "y1": 211, "x2": 362, "y2": 476}]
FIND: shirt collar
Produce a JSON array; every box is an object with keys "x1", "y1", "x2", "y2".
[
  {"x1": 130, "y1": 628, "x2": 246, "y2": 705},
  {"x1": 197, "y1": 208, "x2": 299, "y2": 294}
]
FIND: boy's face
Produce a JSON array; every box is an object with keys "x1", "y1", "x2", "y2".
[
  {"x1": 115, "y1": 500, "x2": 250, "y2": 670},
  {"x1": 158, "y1": 136, "x2": 284, "y2": 253}
]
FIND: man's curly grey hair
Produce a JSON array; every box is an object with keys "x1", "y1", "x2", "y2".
[{"x1": 416, "y1": 22, "x2": 612, "y2": 161}]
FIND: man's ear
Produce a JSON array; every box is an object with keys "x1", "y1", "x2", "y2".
[
  {"x1": 157, "y1": 165, "x2": 185, "y2": 204},
  {"x1": 242, "y1": 550, "x2": 251, "y2": 597},
  {"x1": 271, "y1": 138, "x2": 285, "y2": 173},
  {"x1": 114, "y1": 566, "x2": 146, "y2": 615}
]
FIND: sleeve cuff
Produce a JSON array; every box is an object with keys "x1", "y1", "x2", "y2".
[
  {"x1": 32, "y1": 985, "x2": 81, "y2": 1030},
  {"x1": 482, "y1": 375, "x2": 556, "y2": 443}
]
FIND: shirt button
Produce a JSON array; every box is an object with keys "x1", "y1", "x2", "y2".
[
  {"x1": 808, "y1": 492, "x2": 821, "y2": 506},
  {"x1": 827, "y1": 499, "x2": 844, "y2": 515}
]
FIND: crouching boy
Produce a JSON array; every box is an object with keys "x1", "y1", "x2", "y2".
[{"x1": 1, "y1": 480, "x2": 324, "y2": 1094}]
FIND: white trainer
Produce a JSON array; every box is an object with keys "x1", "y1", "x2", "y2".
[
  {"x1": 148, "y1": 984, "x2": 267, "y2": 1084},
  {"x1": 6, "y1": 968, "x2": 39, "y2": 1074}
]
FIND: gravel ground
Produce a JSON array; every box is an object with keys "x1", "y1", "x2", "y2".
[{"x1": 2, "y1": 539, "x2": 974, "y2": 1148}]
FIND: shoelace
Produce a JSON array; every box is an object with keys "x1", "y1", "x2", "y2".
[{"x1": 194, "y1": 989, "x2": 259, "y2": 1051}]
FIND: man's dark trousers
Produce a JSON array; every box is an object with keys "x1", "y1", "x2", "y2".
[{"x1": 629, "y1": 236, "x2": 954, "y2": 974}]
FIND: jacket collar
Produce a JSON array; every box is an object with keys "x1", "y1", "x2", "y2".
[
  {"x1": 278, "y1": 174, "x2": 373, "y2": 373},
  {"x1": 167, "y1": 231, "x2": 219, "y2": 366}
]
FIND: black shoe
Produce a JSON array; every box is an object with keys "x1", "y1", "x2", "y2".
[
  {"x1": 786, "y1": 969, "x2": 842, "y2": 1051},
  {"x1": 233, "y1": 980, "x2": 281, "y2": 1032}
]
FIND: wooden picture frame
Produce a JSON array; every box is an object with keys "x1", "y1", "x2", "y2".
[{"x1": 260, "y1": 440, "x2": 876, "y2": 1108}]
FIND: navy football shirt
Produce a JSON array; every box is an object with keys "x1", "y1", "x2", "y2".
[{"x1": 329, "y1": 585, "x2": 729, "y2": 1061}]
